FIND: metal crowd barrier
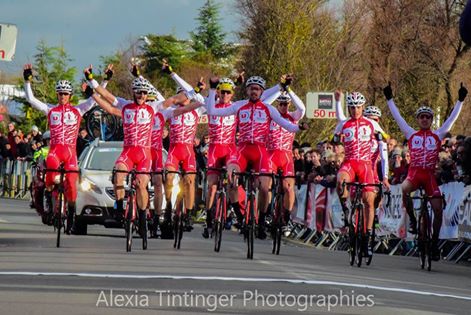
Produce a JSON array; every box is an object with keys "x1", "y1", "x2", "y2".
[{"x1": 0, "y1": 159, "x2": 33, "y2": 200}]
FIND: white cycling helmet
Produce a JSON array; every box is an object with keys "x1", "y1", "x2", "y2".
[
  {"x1": 42, "y1": 130, "x2": 50, "y2": 140},
  {"x1": 55, "y1": 80, "x2": 73, "y2": 94},
  {"x1": 277, "y1": 92, "x2": 291, "y2": 103},
  {"x1": 364, "y1": 105, "x2": 382, "y2": 118},
  {"x1": 148, "y1": 86, "x2": 158, "y2": 99},
  {"x1": 245, "y1": 76, "x2": 266, "y2": 89},
  {"x1": 176, "y1": 86, "x2": 184, "y2": 94},
  {"x1": 415, "y1": 106, "x2": 434, "y2": 117},
  {"x1": 131, "y1": 77, "x2": 150, "y2": 92},
  {"x1": 346, "y1": 92, "x2": 366, "y2": 107},
  {"x1": 217, "y1": 77, "x2": 236, "y2": 91}
]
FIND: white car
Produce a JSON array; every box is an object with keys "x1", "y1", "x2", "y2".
[{"x1": 74, "y1": 139, "x2": 175, "y2": 235}]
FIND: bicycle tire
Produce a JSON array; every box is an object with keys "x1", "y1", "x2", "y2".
[
  {"x1": 272, "y1": 194, "x2": 283, "y2": 255},
  {"x1": 366, "y1": 215, "x2": 376, "y2": 266},
  {"x1": 85, "y1": 106, "x2": 119, "y2": 141},
  {"x1": 355, "y1": 205, "x2": 363, "y2": 267},
  {"x1": 247, "y1": 194, "x2": 255, "y2": 260},
  {"x1": 348, "y1": 222, "x2": 356, "y2": 266},
  {"x1": 56, "y1": 192, "x2": 65, "y2": 248},
  {"x1": 214, "y1": 193, "x2": 225, "y2": 252},
  {"x1": 173, "y1": 199, "x2": 183, "y2": 249},
  {"x1": 125, "y1": 195, "x2": 134, "y2": 252},
  {"x1": 142, "y1": 212, "x2": 148, "y2": 251},
  {"x1": 418, "y1": 205, "x2": 427, "y2": 269},
  {"x1": 425, "y1": 210, "x2": 432, "y2": 271}
]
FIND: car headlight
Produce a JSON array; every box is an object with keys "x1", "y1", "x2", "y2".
[{"x1": 80, "y1": 178, "x2": 102, "y2": 194}]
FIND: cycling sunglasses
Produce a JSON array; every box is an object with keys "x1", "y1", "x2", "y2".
[{"x1": 220, "y1": 90, "x2": 233, "y2": 95}]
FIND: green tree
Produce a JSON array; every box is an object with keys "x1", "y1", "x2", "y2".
[
  {"x1": 17, "y1": 40, "x2": 77, "y2": 132},
  {"x1": 190, "y1": 0, "x2": 229, "y2": 59}
]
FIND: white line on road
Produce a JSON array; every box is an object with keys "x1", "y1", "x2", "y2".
[{"x1": 0, "y1": 271, "x2": 470, "y2": 301}]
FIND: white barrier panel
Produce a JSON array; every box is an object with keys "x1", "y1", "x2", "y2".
[
  {"x1": 293, "y1": 184, "x2": 308, "y2": 224},
  {"x1": 458, "y1": 185, "x2": 471, "y2": 242},
  {"x1": 439, "y1": 181, "x2": 465, "y2": 239},
  {"x1": 377, "y1": 184, "x2": 407, "y2": 239},
  {"x1": 325, "y1": 188, "x2": 343, "y2": 232}
]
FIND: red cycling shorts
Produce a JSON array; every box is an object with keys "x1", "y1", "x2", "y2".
[
  {"x1": 338, "y1": 160, "x2": 376, "y2": 192},
  {"x1": 165, "y1": 143, "x2": 196, "y2": 172},
  {"x1": 405, "y1": 167, "x2": 441, "y2": 197},
  {"x1": 45, "y1": 144, "x2": 79, "y2": 202},
  {"x1": 151, "y1": 148, "x2": 163, "y2": 172},
  {"x1": 228, "y1": 143, "x2": 270, "y2": 173},
  {"x1": 207, "y1": 143, "x2": 236, "y2": 175},
  {"x1": 116, "y1": 146, "x2": 152, "y2": 172},
  {"x1": 269, "y1": 149, "x2": 294, "y2": 176}
]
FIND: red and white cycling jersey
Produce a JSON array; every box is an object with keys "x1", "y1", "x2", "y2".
[
  {"x1": 151, "y1": 108, "x2": 175, "y2": 150},
  {"x1": 408, "y1": 130, "x2": 441, "y2": 169},
  {"x1": 268, "y1": 113, "x2": 297, "y2": 151},
  {"x1": 120, "y1": 103, "x2": 155, "y2": 148},
  {"x1": 48, "y1": 105, "x2": 82, "y2": 146},
  {"x1": 334, "y1": 117, "x2": 384, "y2": 161},
  {"x1": 169, "y1": 106, "x2": 206, "y2": 145},
  {"x1": 208, "y1": 102, "x2": 237, "y2": 145},
  {"x1": 386, "y1": 98, "x2": 464, "y2": 170}
]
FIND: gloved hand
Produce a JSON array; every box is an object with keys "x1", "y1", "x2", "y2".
[
  {"x1": 131, "y1": 64, "x2": 140, "y2": 78},
  {"x1": 194, "y1": 77, "x2": 206, "y2": 93},
  {"x1": 84, "y1": 65, "x2": 93, "y2": 81},
  {"x1": 161, "y1": 59, "x2": 173, "y2": 74},
  {"x1": 280, "y1": 74, "x2": 293, "y2": 90},
  {"x1": 82, "y1": 82, "x2": 93, "y2": 98},
  {"x1": 383, "y1": 82, "x2": 393, "y2": 100},
  {"x1": 209, "y1": 77, "x2": 220, "y2": 89},
  {"x1": 458, "y1": 82, "x2": 468, "y2": 102},
  {"x1": 298, "y1": 121, "x2": 309, "y2": 131},
  {"x1": 235, "y1": 70, "x2": 245, "y2": 86},
  {"x1": 104, "y1": 64, "x2": 114, "y2": 81},
  {"x1": 23, "y1": 64, "x2": 33, "y2": 81}
]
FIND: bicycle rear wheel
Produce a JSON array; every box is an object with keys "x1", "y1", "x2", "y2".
[
  {"x1": 272, "y1": 195, "x2": 283, "y2": 255},
  {"x1": 247, "y1": 195, "x2": 255, "y2": 260},
  {"x1": 174, "y1": 199, "x2": 183, "y2": 249},
  {"x1": 418, "y1": 208, "x2": 427, "y2": 269},
  {"x1": 355, "y1": 205, "x2": 363, "y2": 267}
]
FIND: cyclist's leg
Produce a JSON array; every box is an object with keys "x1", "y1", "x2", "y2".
[
  {"x1": 153, "y1": 174, "x2": 163, "y2": 217},
  {"x1": 255, "y1": 146, "x2": 271, "y2": 239},
  {"x1": 426, "y1": 175, "x2": 443, "y2": 260},
  {"x1": 402, "y1": 172, "x2": 418, "y2": 233},
  {"x1": 114, "y1": 148, "x2": 132, "y2": 213},
  {"x1": 227, "y1": 148, "x2": 245, "y2": 225},
  {"x1": 63, "y1": 149, "x2": 79, "y2": 233},
  {"x1": 164, "y1": 144, "x2": 180, "y2": 209},
  {"x1": 336, "y1": 162, "x2": 353, "y2": 226},
  {"x1": 181, "y1": 144, "x2": 197, "y2": 215}
]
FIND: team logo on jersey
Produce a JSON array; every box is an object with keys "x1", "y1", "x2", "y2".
[
  {"x1": 343, "y1": 127, "x2": 355, "y2": 142},
  {"x1": 63, "y1": 111, "x2": 78, "y2": 125},
  {"x1": 50, "y1": 112, "x2": 62, "y2": 125},
  {"x1": 222, "y1": 115, "x2": 235, "y2": 126},
  {"x1": 239, "y1": 109, "x2": 251, "y2": 123},
  {"x1": 253, "y1": 109, "x2": 267, "y2": 123},
  {"x1": 358, "y1": 125, "x2": 371, "y2": 141},
  {"x1": 183, "y1": 112, "x2": 196, "y2": 125},
  {"x1": 411, "y1": 135, "x2": 424, "y2": 149},
  {"x1": 171, "y1": 115, "x2": 182, "y2": 125},
  {"x1": 137, "y1": 108, "x2": 151, "y2": 124},
  {"x1": 124, "y1": 109, "x2": 136, "y2": 124},
  {"x1": 425, "y1": 136, "x2": 437, "y2": 151},
  {"x1": 209, "y1": 115, "x2": 221, "y2": 125}
]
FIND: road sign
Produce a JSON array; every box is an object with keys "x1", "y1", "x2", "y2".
[
  {"x1": 306, "y1": 92, "x2": 345, "y2": 119},
  {"x1": 0, "y1": 23, "x2": 18, "y2": 61}
]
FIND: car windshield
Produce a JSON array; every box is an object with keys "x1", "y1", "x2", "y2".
[{"x1": 86, "y1": 147, "x2": 122, "y2": 171}]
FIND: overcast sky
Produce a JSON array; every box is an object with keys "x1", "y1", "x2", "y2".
[{"x1": 0, "y1": 0, "x2": 240, "y2": 76}]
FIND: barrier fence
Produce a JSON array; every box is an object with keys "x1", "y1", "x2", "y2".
[
  {"x1": 1, "y1": 159, "x2": 470, "y2": 262},
  {"x1": 0, "y1": 159, "x2": 33, "y2": 199}
]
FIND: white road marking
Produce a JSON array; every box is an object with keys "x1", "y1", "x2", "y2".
[{"x1": 0, "y1": 271, "x2": 470, "y2": 301}]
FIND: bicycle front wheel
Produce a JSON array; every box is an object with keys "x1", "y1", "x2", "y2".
[
  {"x1": 125, "y1": 195, "x2": 134, "y2": 252},
  {"x1": 56, "y1": 192, "x2": 65, "y2": 248},
  {"x1": 214, "y1": 193, "x2": 226, "y2": 253}
]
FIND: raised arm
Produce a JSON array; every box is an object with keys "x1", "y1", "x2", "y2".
[
  {"x1": 268, "y1": 105, "x2": 300, "y2": 133},
  {"x1": 378, "y1": 140, "x2": 390, "y2": 189},
  {"x1": 334, "y1": 90, "x2": 347, "y2": 122},
  {"x1": 207, "y1": 88, "x2": 239, "y2": 116},
  {"x1": 435, "y1": 84, "x2": 467, "y2": 140},
  {"x1": 383, "y1": 83, "x2": 415, "y2": 139},
  {"x1": 261, "y1": 83, "x2": 281, "y2": 101},
  {"x1": 92, "y1": 94, "x2": 121, "y2": 117},
  {"x1": 288, "y1": 88, "x2": 306, "y2": 121},
  {"x1": 23, "y1": 65, "x2": 51, "y2": 115}
]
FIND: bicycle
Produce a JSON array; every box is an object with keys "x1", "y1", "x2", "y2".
[
  {"x1": 207, "y1": 167, "x2": 229, "y2": 252},
  {"x1": 411, "y1": 190, "x2": 446, "y2": 271},
  {"x1": 164, "y1": 164, "x2": 197, "y2": 249},
  {"x1": 342, "y1": 181, "x2": 382, "y2": 267},
  {"x1": 112, "y1": 168, "x2": 151, "y2": 252},
  {"x1": 44, "y1": 163, "x2": 80, "y2": 248}
]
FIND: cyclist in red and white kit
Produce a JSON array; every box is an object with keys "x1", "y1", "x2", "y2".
[
  {"x1": 202, "y1": 76, "x2": 283, "y2": 238},
  {"x1": 334, "y1": 90, "x2": 388, "y2": 256},
  {"x1": 267, "y1": 79, "x2": 306, "y2": 234},
  {"x1": 160, "y1": 62, "x2": 207, "y2": 238},
  {"x1": 23, "y1": 64, "x2": 101, "y2": 234},
  {"x1": 207, "y1": 75, "x2": 307, "y2": 239},
  {"x1": 383, "y1": 82, "x2": 467, "y2": 260}
]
